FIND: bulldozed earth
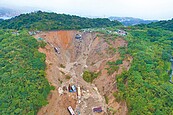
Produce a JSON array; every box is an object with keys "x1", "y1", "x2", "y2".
[{"x1": 34, "y1": 30, "x2": 132, "y2": 115}]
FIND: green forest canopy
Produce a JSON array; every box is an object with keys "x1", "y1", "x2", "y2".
[
  {"x1": 115, "y1": 27, "x2": 173, "y2": 115},
  {"x1": 0, "y1": 11, "x2": 122, "y2": 30},
  {"x1": 0, "y1": 30, "x2": 53, "y2": 114},
  {"x1": 137, "y1": 18, "x2": 173, "y2": 32}
]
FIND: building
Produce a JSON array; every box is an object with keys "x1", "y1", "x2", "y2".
[{"x1": 117, "y1": 29, "x2": 127, "y2": 36}]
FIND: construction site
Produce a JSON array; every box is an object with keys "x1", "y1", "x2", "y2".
[{"x1": 34, "y1": 30, "x2": 132, "y2": 115}]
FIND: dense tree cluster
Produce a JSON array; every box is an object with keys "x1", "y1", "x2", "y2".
[
  {"x1": 0, "y1": 30, "x2": 53, "y2": 114},
  {"x1": 137, "y1": 18, "x2": 173, "y2": 31},
  {"x1": 0, "y1": 11, "x2": 122, "y2": 30},
  {"x1": 115, "y1": 27, "x2": 173, "y2": 114}
]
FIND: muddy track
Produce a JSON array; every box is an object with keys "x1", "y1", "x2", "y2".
[{"x1": 35, "y1": 30, "x2": 131, "y2": 115}]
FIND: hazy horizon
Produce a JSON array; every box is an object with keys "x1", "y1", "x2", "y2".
[{"x1": 0, "y1": 0, "x2": 173, "y2": 20}]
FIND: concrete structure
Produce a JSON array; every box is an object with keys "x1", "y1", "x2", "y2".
[
  {"x1": 77, "y1": 86, "x2": 81, "y2": 99},
  {"x1": 58, "y1": 87, "x2": 63, "y2": 95}
]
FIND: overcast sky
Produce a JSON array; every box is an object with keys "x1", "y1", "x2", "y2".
[{"x1": 0, "y1": 0, "x2": 173, "y2": 20}]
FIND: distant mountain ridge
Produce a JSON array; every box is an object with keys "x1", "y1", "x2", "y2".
[
  {"x1": 0, "y1": 11, "x2": 122, "y2": 30},
  {"x1": 0, "y1": 7, "x2": 20, "y2": 19},
  {"x1": 109, "y1": 17, "x2": 158, "y2": 26}
]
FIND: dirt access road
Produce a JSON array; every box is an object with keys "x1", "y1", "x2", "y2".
[{"x1": 35, "y1": 30, "x2": 132, "y2": 115}]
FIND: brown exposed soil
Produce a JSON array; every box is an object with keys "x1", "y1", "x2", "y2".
[{"x1": 35, "y1": 30, "x2": 132, "y2": 115}]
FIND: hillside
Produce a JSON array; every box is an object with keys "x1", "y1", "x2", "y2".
[
  {"x1": 0, "y1": 30, "x2": 53, "y2": 114},
  {"x1": 109, "y1": 17, "x2": 157, "y2": 26},
  {"x1": 0, "y1": 11, "x2": 173, "y2": 115},
  {"x1": 115, "y1": 27, "x2": 173, "y2": 114},
  {"x1": 146, "y1": 18, "x2": 173, "y2": 31},
  {"x1": 0, "y1": 11, "x2": 122, "y2": 30}
]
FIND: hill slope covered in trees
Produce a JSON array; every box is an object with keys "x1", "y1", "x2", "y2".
[
  {"x1": 138, "y1": 18, "x2": 173, "y2": 31},
  {"x1": 0, "y1": 30, "x2": 53, "y2": 114},
  {"x1": 115, "y1": 26, "x2": 173, "y2": 114},
  {"x1": 0, "y1": 11, "x2": 122, "y2": 30}
]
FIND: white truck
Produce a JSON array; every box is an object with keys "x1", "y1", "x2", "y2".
[{"x1": 67, "y1": 106, "x2": 75, "y2": 115}]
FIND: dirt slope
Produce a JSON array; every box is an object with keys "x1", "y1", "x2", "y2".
[{"x1": 35, "y1": 30, "x2": 132, "y2": 115}]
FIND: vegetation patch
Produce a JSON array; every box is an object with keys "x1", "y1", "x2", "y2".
[
  {"x1": 65, "y1": 75, "x2": 71, "y2": 80},
  {"x1": 107, "y1": 47, "x2": 116, "y2": 55},
  {"x1": 60, "y1": 64, "x2": 65, "y2": 68},
  {"x1": 104, "y1": 95, "x2": 109, "y2": 104},
  {"x1": 106, "y1": 65, "x2": 119, "y2": 75},
  {"x1": 39, "y1": 41, "x2": 47, "y2": 48},
  {"x1": 106, "y1": 59, "x2": 123, "y2": 75},
  {"x1": 118, "y1": 47, "x2": 127, "y2": 59},
  {"x1": 83, "y1": 71, "x2": 100, "y2": 83}
]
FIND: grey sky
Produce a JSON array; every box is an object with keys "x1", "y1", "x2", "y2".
[{"x1": 0, "y1": 0, "x2": 173, "y2": 20}]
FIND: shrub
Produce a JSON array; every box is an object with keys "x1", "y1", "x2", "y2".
[{"x1": 83, "y1": 71, "x2": 99, "y2": 83}]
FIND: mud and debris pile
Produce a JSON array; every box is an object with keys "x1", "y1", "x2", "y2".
[{"x1": 35, "y1": 30, "x2": 132, "y2": 115}]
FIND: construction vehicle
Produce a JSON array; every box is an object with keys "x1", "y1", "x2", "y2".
[
  {"x1": 71, "y1": 85, "x2": 77, "y2": 92},
  {"x1": 75, "y1": 34, "x2": 82, "y2": 40},
  {"x1": 68, "y1": 106, "x2": 75, "y2": 115},
  {"x1": 93, "y1": 107, "x2": 102, "y2": 113},
  {"x1": 54, "y1": 47, "x2": 60, "y2": 54}
]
